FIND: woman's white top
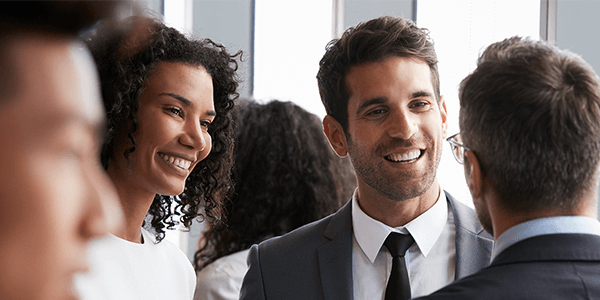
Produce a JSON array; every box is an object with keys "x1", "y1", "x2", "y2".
[
  {"x1": 193, "y1": 249, "x2": 250, "y2": 300},
  {"x1": 75, "y1": 228, "x2": 196, "y2": 300}
]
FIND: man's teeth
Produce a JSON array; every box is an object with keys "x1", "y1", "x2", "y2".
[
  {"x1": 387, "y1": 150, "x2": 421, "y2": 162},
  {"x1": 160, "y1": 154, "x2": 192, "y2": 169}
]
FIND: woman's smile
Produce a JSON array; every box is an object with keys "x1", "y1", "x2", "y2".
[{"x1": 157, "y1": 152, "x2": 194, "y2": 175}]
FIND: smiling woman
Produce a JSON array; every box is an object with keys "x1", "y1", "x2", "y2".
[
  {"x1": 75, "y1": 16, "x2": 241, "y2": 299},
  {"x1": 108, "y1": 62, "x2": 216, "y2": 204}
]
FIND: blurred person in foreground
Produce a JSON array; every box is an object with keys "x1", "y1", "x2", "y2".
[
  {"x1": 0, "y1": 1, "x2": 124, "y2": 299},
  {"x1": 415, "y1": 36, "x2": 600, "y2": 300},
  {"x1": 193, "y1": 99, "x2": 356, "y2": 300},
  {"x1": 75, "y1": 16, "x2": 240, "y2": 299},
  {"x1": 240, "y1": 16, "x2": 493, "y2": 300}
]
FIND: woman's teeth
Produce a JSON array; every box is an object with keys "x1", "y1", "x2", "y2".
[{"x1": 159, "y1": 153, "x2": 192, "y2": 169}]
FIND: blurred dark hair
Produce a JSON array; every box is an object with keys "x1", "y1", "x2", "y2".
[
  {"x1": 317, "y1": 16, "x2": 439, "y2": 132},
  {"x1": 194, "y1": 99, "x2": 356, "y2": 270},
  {"x1": 86, "y1": 16, "x2": 241, "y2": 242},
  {"x1": 0, "y1": 1, "x2": 124, "y2": 36},
  {"x1": 460, "y1": 36, "x2": 600, "y2": 213},
  {"x1": 0, "y1": 1, "x2": 125, "y2": 103}
]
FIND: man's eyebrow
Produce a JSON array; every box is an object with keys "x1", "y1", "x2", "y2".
[
  {"x1": 356, "y1": 97, "x2": 387, "y2": 115},
  {"x1": 68, "y1": 113, "x2": 106, "y2": 138},
  {"x1": 39, "y1": 111, "x2": 105, "y2": 139},
  {"x1": 412, "y1": 90, "x2": 433, "y2": 99},
  {"x1": 161, "y1": 92, "x2": 191, "y2": 107}
]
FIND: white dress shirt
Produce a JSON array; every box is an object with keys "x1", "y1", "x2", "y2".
[{"x1": 351, "y1": 188, "x2": 456, "y2": 299}]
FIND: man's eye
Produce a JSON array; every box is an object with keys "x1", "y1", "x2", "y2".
[
  {"x1": 368, "y1": 109, "x2": 385, "y2": 115},
  {"x1": 410, "y1": 101, "x2": 429, "y2": 109}
]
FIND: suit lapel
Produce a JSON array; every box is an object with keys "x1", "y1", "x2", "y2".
[
  {"x1": 318, "y1": 200, "x2": 354, "y2": 300},
  {"x1": 315, "y1": 193, "x2": 494, "y2": 298},
  {"x1": 447, "y1": 192, "x2": 494, "y2": 279}
]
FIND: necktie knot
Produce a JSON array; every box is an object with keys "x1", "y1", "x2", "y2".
[{"x1": 384, "y1": 232, "x2": 414, "y2": 258}]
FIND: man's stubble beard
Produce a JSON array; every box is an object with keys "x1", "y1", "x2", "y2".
[{"x1": 347, "y1": 133, "x2": 442, "y2": 202}]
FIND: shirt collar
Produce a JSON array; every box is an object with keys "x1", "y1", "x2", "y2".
[
  {"x1": 493, "y1": 216, "x2": 600, "y2": 258},
  {"x1": 352, "y1": 188, "x2": 448, "y2": 263}
]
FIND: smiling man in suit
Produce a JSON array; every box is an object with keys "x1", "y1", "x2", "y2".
[
  {"x1": 415, "y1": 36, "x2": 600, "y2": 300},
  {"x1": 240, "y1": 16, "x2": 493, "y2": 300}
]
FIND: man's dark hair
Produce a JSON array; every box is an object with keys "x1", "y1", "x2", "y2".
[
  {"x1": 0, "y1": 1, "x2": 123, "y2": 103},
  {"x1": 0, "y1": 1, "x2": 122, "y2": 36},
  {"x1": 460, "y1": 36, "x2": 600, "y2": 214},
  {"x1": 193, "y1": 99, "x2": 356, "y2": 270},
  {"x1": 317, "y1": 15, "x2": 439, "y2": 132},
  {"x1": 86, "y1": 16, "x2": 241, "y2": 242}
]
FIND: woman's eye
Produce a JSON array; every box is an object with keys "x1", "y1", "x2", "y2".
[
  {"x1": 167, "y1": 107, "x2": 183, "y2": 117},
  {"x1": 200, "y1": 120, "x2": 212, "y2": 129}
]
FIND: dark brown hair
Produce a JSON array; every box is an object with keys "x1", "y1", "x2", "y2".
[
  {"x1": 0, "y1": 1, "x2": 124, "y2": 103},
  {"x1": 317, "y1": 16, "x2": 439, "y2": 132},
  {"x1": 460, "y1": 36, "x2": 600, "y2": 213}
]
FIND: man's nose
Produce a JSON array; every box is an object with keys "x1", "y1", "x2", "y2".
[
  {"x1": 387, "y1": 108, "x2": 418, "y2": 140},
  {"x1": 80, "y1": 162, "x2": 123, "y2": 240}
]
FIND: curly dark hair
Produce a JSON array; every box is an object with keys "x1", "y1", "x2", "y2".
[
  {"x1": 86, "y1": 16, "x2": 240, "y2": 242},
  {"x1": 317, "y1": 16, "x2": 439, "y2": 132},
  {"x1": 194, "y1": 99, "x2": 356, "y2": 270}
]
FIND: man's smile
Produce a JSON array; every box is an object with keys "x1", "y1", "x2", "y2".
[{"x1": 384, "y1": 149, "x2": 424, "y2": 164}]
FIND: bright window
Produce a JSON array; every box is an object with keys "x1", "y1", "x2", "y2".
[
  {"x1": 253, "y1": 0, "x2": 333, "y2": 118},
  {"x1": 418, "y1": 0, "x2": 541, "y2": 207}
]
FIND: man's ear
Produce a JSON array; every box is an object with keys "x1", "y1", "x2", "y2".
[
  {"x1": 439, "y1": 95, "x2": 448, "y2": 139},
  {"x1": 464, "y1": 150, "x2": 483, "y2": 200},
  {"x1": 323, "y1": 115, "x2": 348, "y2": 158}
]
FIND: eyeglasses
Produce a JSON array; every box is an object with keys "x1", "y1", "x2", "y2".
[{"x1": 446, "y1": 133, "x2": 472, "y2": 165}]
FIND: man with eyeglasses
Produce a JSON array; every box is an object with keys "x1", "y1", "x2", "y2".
[
  {"x1": 240, "y1": 16, "x2": 493, "y2": 300},
  {"x1": 415, "y1": 36, "x2": 600, "y2": 300}
]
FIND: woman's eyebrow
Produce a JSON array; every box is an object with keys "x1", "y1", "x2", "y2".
[
  {"x1": 161, "y1": 92, "x2": 216, "y2": 116},
  {"x1": 161, "y1": 92, "x2": 191, "y2": 107}
]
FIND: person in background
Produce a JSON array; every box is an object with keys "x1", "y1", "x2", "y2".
[
  {"x1": 193, "y1": 99, "x2": 356, "y2": 300},
  {"x1": 240, "y1": 16, "x2": 493, "y2": 300},
  {"x1": 75, "y1": 16, "x2": 241, "y2": 299},
  {"x1": 415, "y1": 36, "x2": 600, "y2": 300},
  {"x1": 0, "y1": 1, "x2": 124, "y2": 299}
]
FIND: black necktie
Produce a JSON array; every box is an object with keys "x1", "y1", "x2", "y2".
[{"x1": 384, "y1": 232, "x2": 415, "y2": 300}]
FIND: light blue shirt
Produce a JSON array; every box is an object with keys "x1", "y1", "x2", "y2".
[{"x1": 493, "y1": 216, "x2": 600, "y2": 259}]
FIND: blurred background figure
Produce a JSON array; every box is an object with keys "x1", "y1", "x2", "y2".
[
  {"x1": 193, "y1": 99, "x2": 356, "y2": 300},
  {"x1": 0, "y1": 1, "x2": 124, "y2": 300},
  {"x1": 75, "y1": 15, "x2": 240, "y2": 300}
]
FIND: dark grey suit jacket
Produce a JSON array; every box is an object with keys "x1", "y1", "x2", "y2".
[
  {"x1": 239, "y1": 191, "x2": 493, "y2": 300},
  {"x1": 414, "y1": 233, "x2": 600, "y2": 300}
]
